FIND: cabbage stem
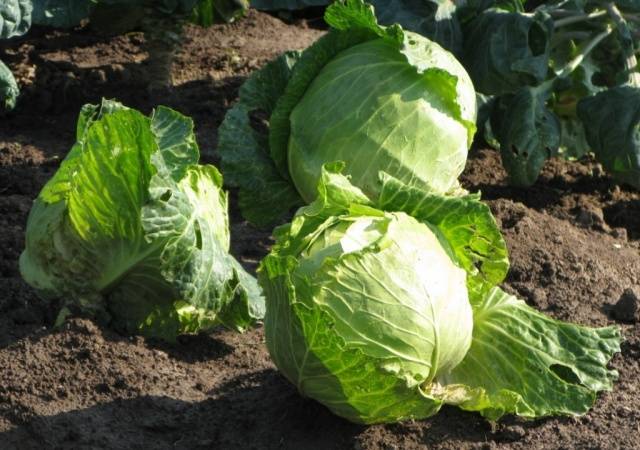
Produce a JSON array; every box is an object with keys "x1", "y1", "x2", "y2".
[{"x1": 553, "y1": 10, "x2": 607, "y2": 28}]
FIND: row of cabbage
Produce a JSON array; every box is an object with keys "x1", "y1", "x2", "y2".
[{"x1": 20, "y1": 0, "x2": 621, "y2": 426}]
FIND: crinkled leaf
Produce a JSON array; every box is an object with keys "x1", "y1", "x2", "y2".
[
  {"x1": 0, "y1": 0, "x2": 32, "y2": 39},
  {"x1": 462, "y1": 9, "x2": 553, "y2": 95},
  {"x1": 490, "y1": 86, "x2": 560, "y2": 187},
  {"x1": 0, "y1": 59, "x2": 19, "y2": 112},
  {"x1": 577, "y1": 85, "x2": 640, "y2": 189},
  {"x1": 440, "y1": 287, "x2": 620, "y2": 420}
]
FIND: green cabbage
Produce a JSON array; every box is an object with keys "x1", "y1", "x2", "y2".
[
  {"x1": 260, "y1": 164, "x2": 621, "y2": 424},
  {"x1": 20, "y1": 100, "x2": 264, "y2": 341},
  {"x1": 218, "y1": 0, "x2": 476, "y2": 226}
]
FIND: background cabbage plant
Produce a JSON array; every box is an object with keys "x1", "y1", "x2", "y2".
[{"x1": 218, "y1": 0, "x2": 476, "y2": 227}]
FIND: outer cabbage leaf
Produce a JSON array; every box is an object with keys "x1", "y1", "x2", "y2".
[
  {"x1": 438, "y1": 287, "x2": 621, "y2": 420},
  {"x1": 490, "y1": 86, "x2": 560, "y2": 187},
  {"x1": 31, "y1": 0, "x2": 94, "y2": 28},
  {"x1": 462, "y1": 9, "x2": 553, "y2": 95},
  {"x1": 0, "y1": 59, "x2": 19, "y2": 112},
  {"x1": 20, "y1": 100, "x2": 264, "y2": 340},
  {"x1": 577, "y1": 85, "x2": 640, "y2": 189},
  {"x1": 217, "y1": 52, "x2": 304, "y2": 226},
  {"x1": 0, "y1": 0, "x2": 32, "y2": 39}
]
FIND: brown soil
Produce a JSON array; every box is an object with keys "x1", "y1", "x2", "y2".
[{"x1": 1, "y1": 10, "x2": 639, "y2": 450}]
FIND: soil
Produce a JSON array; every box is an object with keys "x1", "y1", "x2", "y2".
[{"x1": 1, "y1": 10, "x2": 639, "y2": 450}]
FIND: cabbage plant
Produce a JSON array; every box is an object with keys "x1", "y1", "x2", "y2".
[
  {"x1": 20, "y1": 100, "x2": 264, "y2": 340},
  {"x1": 260, "y1": 164, "x2": 621, "y2": 424},
  {"x1": 218, "y1": 0, "x2": 476, "y2": 226}
]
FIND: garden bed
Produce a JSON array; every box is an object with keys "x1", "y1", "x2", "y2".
[{"x1": 0, "y1": 10, "x2": 638, "y2": 449}]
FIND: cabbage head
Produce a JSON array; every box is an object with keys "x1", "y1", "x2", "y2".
[
  {"x1": 20, "y1": 100, "x2": 264, "y2": 341},
  {"x1": 260, "y1": 163, "x2": 621, "y2": 424},
  {"x1": 218, "y1": 0, "x2": 476, "y2": 226}
]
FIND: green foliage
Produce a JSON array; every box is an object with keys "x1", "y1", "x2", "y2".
[
  {"x1": 20, "y1": 100, "x2": 264, "y2": 341},
  {"x1": 577, "y1": 85, "x2": 640, "y2": 189},
  {"x1": 462, "y1": 9, "x2": 553, "y2": 95},
  {"x1": 219, "y1": 0, "x2": 476, "y2": 226}
]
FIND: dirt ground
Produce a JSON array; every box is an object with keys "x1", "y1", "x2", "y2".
[{"x1": 1, "y1": 10, "x2": 639, "y2": 450}]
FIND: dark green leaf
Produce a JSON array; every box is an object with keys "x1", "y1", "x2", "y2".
[
  {"x1": 369, "y1": 0, "x2": 462, "y2": 54},
  {"x1": 491, "y1": 87, "x2": 560, "y2": 187},
  {"x1": 462, "y1": 9, "x2": 553, "y2": 95},
  {"x1": 217, "y1": 52, "x2": 304, "y2": 227},
  {"x1": 577, "y1": 85, "x2": 640, "y2": 189}
]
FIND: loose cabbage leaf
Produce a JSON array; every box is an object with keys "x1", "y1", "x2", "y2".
[
  {"x1": 462, "y1": 9, "x2": 553, "y2": 95},
  {"x1": 440, "y1": 287, "x2": 621, "y2": 420},
  {"x1": 577, "y1": 85, "x2": 640, "y2": 189},
  {"x1": 0, "y1": 0, "x2": 32, "y2": 39},
  {"x1": 20, "y1": 100, "x2": 264, "y2": 340},
  {"x1": 0, "y1": 59, "x2": 19, "y2": 112},
  {"x1": 490, "y1": 86, "x2": 560, "y2": 187}
]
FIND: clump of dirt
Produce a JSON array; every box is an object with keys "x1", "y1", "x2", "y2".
[{"x1": 1, "y1": 10, "x2": 639, "y2": 450}]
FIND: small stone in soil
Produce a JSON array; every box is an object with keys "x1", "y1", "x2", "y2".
[{"x1": 613, "y1": 288, "x2": 639, "y2": 323}]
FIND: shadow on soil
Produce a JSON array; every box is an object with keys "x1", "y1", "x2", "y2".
[{"x1": 0, "y1": 365, "x2": 548, "y2": 450}]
